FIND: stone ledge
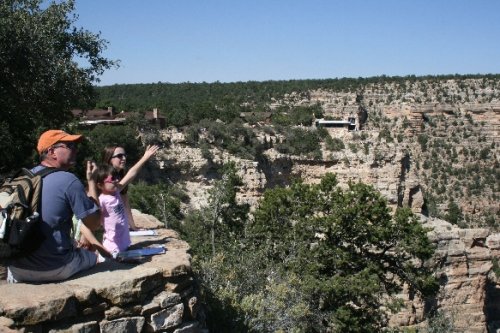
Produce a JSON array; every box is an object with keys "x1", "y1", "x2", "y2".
[{"x1": 0, "y1": 213, "x2": 204, "y2": 332}]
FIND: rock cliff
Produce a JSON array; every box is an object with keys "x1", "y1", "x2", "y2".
[
  {"x1": 156, "y1": 78, "x2": 498, "y2": 226},
  {"x1": 390, "y1": 215, "x2": 500, "y2": 332}
]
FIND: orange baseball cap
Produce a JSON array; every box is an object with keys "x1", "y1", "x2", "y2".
[{"x1": 37, "y1": 130, "x2": 83, "y2": 154}]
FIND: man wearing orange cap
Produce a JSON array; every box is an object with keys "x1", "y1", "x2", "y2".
[{"x1": 7, "y1": 130, "x2": 101, "y2": 283}]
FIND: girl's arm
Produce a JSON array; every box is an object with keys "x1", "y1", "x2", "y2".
[
  {"x1": 83, "y1": 160, "x2": 101, "y2": 231},
  {"x1": 86, "y1": 160, "x2": 99, "y2": 204},
  {"x1": 117, "y1": 145, "x2": 159, "y2": 189},
  {"x1": 79, "y1": 224, "x2": 112, "y2": 258},
  {"x1": 122, "y1": 193, "x2": 139, "y2": 230}
]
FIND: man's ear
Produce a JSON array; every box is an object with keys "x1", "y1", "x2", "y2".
[{"x1": 46, "y1": 147, "x2": 57, "y2": 158}]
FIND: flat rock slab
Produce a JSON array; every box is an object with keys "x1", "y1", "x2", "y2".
[
  {"x1": 63, "y1": 262, "x2": 163, "y2": 305},
  {"x1": 0, "y1": 284, "x2": 78, "y2": 325},
  {"x1": 0, "y1": 222, "x2": 193, "y2": 327}
]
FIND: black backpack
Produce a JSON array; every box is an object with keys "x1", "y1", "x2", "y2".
[{"x1": 0, "y1": 167, "x2": 58, "y2": 261}]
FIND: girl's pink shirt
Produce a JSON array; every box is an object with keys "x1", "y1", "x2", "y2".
[{"x1": 99, "y1": 191, "x2": 131, "y2": 253}]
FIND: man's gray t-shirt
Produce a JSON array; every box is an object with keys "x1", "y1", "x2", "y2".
[{"x1": 9, "y1": 166, "x2": 99, "y2": 271}]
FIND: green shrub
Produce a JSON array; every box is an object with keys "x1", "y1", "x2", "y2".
[
  {"x1": 418, "y1": 134, "x2": 429, "y2": 151},
  {"x1": 378, "y1": 127, "x2": 394, "y2": 142},
  {"x1": 276, "y1": 128, "x2": 322, "y2": 158},
  {"x1": 325, "y1": 137, "x2": 345, "y2": 151},
  {"x1": 348, "y1": 143, "x2": 359, "y2": 153},
  {"x1": 445, "y1": 200, "x2": 463, "y2": 225},
  {"x1": 128, "y1": 182, "x2": 185, "y2": 229},
  {"x1": 427, "y1": 310, "x2": 455, "y2": 333}
]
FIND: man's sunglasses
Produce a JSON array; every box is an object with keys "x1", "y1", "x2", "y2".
[
  {"x1": 52, "y1": 142, "x2": 77, "y2": 150},
  {"x1": 111, "y1": 153, "x2": 127, "y2": 159}
]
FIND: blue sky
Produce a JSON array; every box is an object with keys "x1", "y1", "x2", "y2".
[{"x1": 74, "y1": 0, "x2": 500, "y2": 86}]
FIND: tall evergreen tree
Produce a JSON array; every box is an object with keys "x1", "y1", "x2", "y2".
[{"x1": 246, "y1": 174, "x2": 438, "y2": 331}]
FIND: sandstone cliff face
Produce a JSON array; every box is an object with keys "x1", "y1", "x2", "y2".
[
  {"x1": 157, "y1": 78, "x2": 498, "y2": 226},
  {"x1": 389, "y1": 215, "x2": 500, "y2": 332},
  {"x1": 159, "y1": 127, "x2": 424, "y2": 216}
]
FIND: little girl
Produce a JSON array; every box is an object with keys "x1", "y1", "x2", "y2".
[{"x1": 94, "y1": 145, "x2": 159, "y2": 254}]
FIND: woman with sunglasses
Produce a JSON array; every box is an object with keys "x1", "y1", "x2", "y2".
[
  {"x1": 101, "y1": 145, "x2": 158, "y2": 231},
  {"x1": 96, "y1": 145, "x2": 159, "y2": 254}
]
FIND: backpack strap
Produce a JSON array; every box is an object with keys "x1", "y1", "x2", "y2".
[{"x1": 33, "y1": 167, "x2": 61, "y2": 178}]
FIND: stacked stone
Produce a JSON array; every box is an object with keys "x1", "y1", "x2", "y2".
[{"x1": 0, "y1": 212, "x2": 205, "y2": 333}]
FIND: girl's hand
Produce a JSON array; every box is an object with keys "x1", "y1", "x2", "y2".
[
  {"x1": 77, "y1": 234, "x2": 93, "y2": 250},
  {"x1": 143, "y1": 144, "x2": 160, "y2": 160},
  {"x1": 86, "y1": 160, "x2": 97, "y2": 181}
]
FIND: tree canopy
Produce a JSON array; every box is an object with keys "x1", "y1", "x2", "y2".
[
  {"x1": 0, "y1": 0, "x2": 116, "y2": 172},
  {"x1": 182, "y1": 173, "x2": 438, "y2": 332}
]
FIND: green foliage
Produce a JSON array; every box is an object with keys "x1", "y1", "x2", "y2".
[
  {"x1": 186, "y1": 173, "x2": 438, "y2": 332},
  {"x1": 418, "y1": 134, "x2": 429, "y2": 152},
  {"x1": 492, "y1": 257, "x2": 500, "y2": 278},
  {"x1": 128, "y1": 182, "x2": 185, "y2": 229},
  {"x1": 82, "y1": 125, "x2": 141, "y2": 162},
  {"x1": 276, "y1": 128, "x2": 322, "y2": 159},
  {"x1": 315, "y1": 126, "x2": 330, "y2": 139},
  {"x1": 0, "y1": 0, "x2": 115, "y2": 172},
  {"x1": 240, "y1": 273, "x2": 312, "y2": 332},
  {"x1": 251, "y1": 176, "x2": 437, "y2": 331},
  {"x1": 248, "y1": 177, "x2": 437, "y2": 331},
  {"x1": 480, "y1": 147, "x2": 491, "y2": 160},
  {"x1": 184, "y1": 119, "x2": 261, "y2": 160},
  {"x1": 426, "y1": 310, "x2": 455, "y2": 333},
  {"x1": 180, "y1": 163, "x2": 249, "y2": 257},
  {"x1": 325, "y1": 137, "x2": 345, "y2": 152},
  {"x1": 348, "y1": 142, "x2": 359, "y2": 153},
  {"x1": 65, "y1": 124, "x2": 145, "y2": 180},
  {"x1": 445, "y1": 200, "x2": 463, "y2": 225},
  {"x1": 379, "y1": 127, "x2": 394, "y2": 143},
  {"x1": 94, "y1": 74, "x2": 500, "y2": 117},
  {"x1": 271, "y1": 106, "x2": 292, "y2": 126},
  {"x1": 288, "y1": 104, "x2": 322, "y2": 126}
]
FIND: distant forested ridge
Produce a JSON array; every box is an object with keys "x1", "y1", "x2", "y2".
[{"x1": 94, "y1": 74, "x2": 500, "y2": 126}]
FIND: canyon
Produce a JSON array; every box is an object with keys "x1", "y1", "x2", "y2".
[{"x1": 149, "y1": 77, "x2": 499, "y2": 331}]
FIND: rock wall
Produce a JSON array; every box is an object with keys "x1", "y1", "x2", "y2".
[
  {"x1": 159, "y1": 128, "x2": 423, "y2": 214},
  {"x1": 389, "y1": 215, "x2": 500, "y2": 332},
  {"x1": 0, "y1": 211, "x2": 205, "y2": 333}
]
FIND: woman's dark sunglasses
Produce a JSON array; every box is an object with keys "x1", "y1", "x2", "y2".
[{"x1": 112, "y1": 153, "x2": 127, "y2": 159}]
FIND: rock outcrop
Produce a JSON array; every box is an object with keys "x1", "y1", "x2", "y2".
[
  {"x1": 158, "y1": 128, "x2": 423, "y2": 214},
  {"x1": 389, "y1": 215, "x2": 500, "y2": 332},
  {"x1": 0, "y1": 211, "x2": 205, "y2": 333}
]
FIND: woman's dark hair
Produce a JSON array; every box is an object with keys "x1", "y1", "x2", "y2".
[
  {"x1": 102, "y1": 145, "x2": 119, "y2": 164},
  {"x1": 101, "y1": 145, "x2": 126, "y2": 176},
  {"x1": 101, "y1": 145, "x2": 128, "y2": 194}
]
